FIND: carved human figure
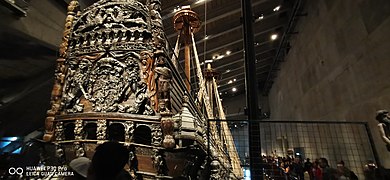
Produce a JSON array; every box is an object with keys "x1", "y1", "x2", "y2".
[
  {"x1": 63, "y1": 57, "x2": 91, "y2": 112},
  {"x1": 155, "y1": 66, "x2": 172, "y2": 113},
  {"x1": 210, "y1": 160, "x2": 221, "y2": 180},
  {"x1": 375, "y1": 110, "x2": 390, "y2": 151},
  {"x1": 140, "y1": 51, "x2": 157, "y2": 110},
  {"x1": 161, "y1": 117, "x2": 175, "y2": 148},
  {"x1": 152, "y1": 149, "x2": 167, "y2": 175}
]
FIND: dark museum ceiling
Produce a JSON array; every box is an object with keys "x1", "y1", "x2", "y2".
[{"x1": 0, "y1": 0, "x2": 304, "y2": 136}]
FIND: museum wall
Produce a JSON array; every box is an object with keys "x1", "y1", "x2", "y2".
[{"x1": 268, "y1": 0, "x2": 390, "y2": 167}]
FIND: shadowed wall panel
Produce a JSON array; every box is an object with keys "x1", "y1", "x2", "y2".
[{"x1": 268, "y1": 0, "x2": 390, "y2": 167}]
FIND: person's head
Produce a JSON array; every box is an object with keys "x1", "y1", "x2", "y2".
[
  {"x1": 376, "y1": 110, "x2": 389, "y2": 123},
  {"x1": 294, "y1": 157, "x2": 300, "y2": 163},
  {"x1": 90, "y1": 142, "x2": 129, "y2": 179},
  {"x1": 306, "y1": 158, "x2": 310, "y2": 162},
  {"x1": 319, "y1": 158, "x2": 329, "y2": 168},
  {"x1": 67, "y1": 157, "x2": 91, "y2": 180},
  {"x1": 314, "y1": 160, "x2": 319, "y2": 167},
  {"x1": 365, "y1": 160, "x2": 376, "y2": 170},
  {"x1": 336, "y1": 160, "x2": 345, "y2": 172},
  {"x1": 337, "y1": 160, "x2": 345, "y2": 166}
]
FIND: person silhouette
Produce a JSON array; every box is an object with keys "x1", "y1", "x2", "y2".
[
  {"x1": 375, "y1": 110, "x2": 390, "y2": 151},
  {"x1": 87, "y1": 141, "x2": 130, "y2": 180}
]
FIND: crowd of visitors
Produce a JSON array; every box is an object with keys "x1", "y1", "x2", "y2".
[{"x1": 262, "y1": 155, "x2": 360, "y2": 180}]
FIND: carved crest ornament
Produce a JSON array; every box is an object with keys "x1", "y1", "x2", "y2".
[
  {"x1": 41, "y1": 0, "x2": 239, "y2": 179},
  {"x1": 44, "y1": 0, "x2": 173, "y2": 155}
]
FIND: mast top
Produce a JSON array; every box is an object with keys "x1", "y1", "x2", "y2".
[{"x1": 173, "y1": 6, "x2": 201, "y2": 40}]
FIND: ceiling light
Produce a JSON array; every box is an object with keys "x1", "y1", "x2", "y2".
[
  {"x1": 204, "y1": 35, "x2": 209, "y2": 40},
  {"x1": 205, "y1": 59, "x2": 213, "y2": 63},
  {"x1": 181, "y1": 5, "x2": 191, "y2": 9},
  {"x1": 226, "y1": 69, "x2": 231, "y2": 73},
  {"x1": 217, "y1": 85, "x2": 221, "y2": 88},
  {"x1": 173, "y1": 6, "x2": 181, "y2": 13},
  {"x1": 232, "y1": 87, "x2": 237, "y2": 92},
  {"x1": 216, "y1": 55, "x2": 224, "y2": 59},
  {"x1": 258, "y1": 14, "x2": 264, "y2": 20},
  {"x1": 226, "y1": 50, "x2": 231, "y2": 55},
  {"x1": 271, "y1": 34, "x2": 278, "y2": 40},
  {"x1": 233, "y1": 79, "x2": 236, "y2": 82},
  {"x1": 195, "y1": 0, "x2": 206, "y2": 4},
  {"x1": 219, "y1": 92, "x2": 222, "y2": 95},
  {"x1": 273, "y1": 5, "x2": 281, "y2": 12},
  {"x1": 228, "y1": 80, "x2": 233, "y2": 84}
]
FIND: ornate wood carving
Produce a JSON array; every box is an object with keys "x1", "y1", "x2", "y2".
[
  {"x1": 96, "y1": 119, "x2": 107, "y2": 140},
  {"x1": 43, "y1": 0, "x2": 80, "y2": 142},
  {"x1": 55, "y1": 144, "x2": 66, "y2": 164},
  {"x1": 152, "y1": 149, "x2": 167, "y2": 175},
  {"x1": 74, "y1": 142, "x2": 85, "y2": 157},
  {"x1": 41, "y1": 1, "x2": 235, "y2": 179},
  {"x1": 124, "y1": 121, "x2": 135, "y2": 143},
  {"x1": 140, "y1": 51, "x2": 158, "y2": 111},
  {"x1": 55, "y1": 121, "x2": 64, "y2": 141},
  {"x1": 151, "y1": 124, "x2": 162, "y2": 146},
  {"x1": 161, "y1": 114, "x2": 175, "y2": 148},
  {"x1": 210, "y1": 160, "x2": 221, "y2": 180},
  {"x1": 74, "y1": 119, "x2": 83, "y2": 140}
]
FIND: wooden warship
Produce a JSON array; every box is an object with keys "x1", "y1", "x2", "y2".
[{"x1": 43, "y1": 0, "x2": 243, "y2": 179}]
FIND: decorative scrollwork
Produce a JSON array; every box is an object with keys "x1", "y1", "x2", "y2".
[
  {"x1": 210, "y1": 160, "x2": 221, "y2": 180},
  {"x1": 74, "y1": 142, "x2": 85, "y2": 157},
  {"x1": 74, "y1": 119, "x2": 84, "y2": 140},
  {"x1": 97, "y1": 119, "x2": 107, "y2": 140},
  {"x1": 55, "y1": 121, "x2": 64, "y2": 141},
  {"x1": 151, "y1": 124, "x2": 162, "y2": 146},
  {"x1": 57, "y1": 0, "x2": 159, "y2": 115},
  {"x1": 43, "y1": 0, "x2": 80, "y2": 142},
  {"x1": 55, "y1": 144, "x2": 66, "y2": 164},
  {"x1": 124, "y1": 121, "x2": 135, "y2": 143}
]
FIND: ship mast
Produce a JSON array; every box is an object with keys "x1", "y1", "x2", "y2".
[
  {"x1": 173, "y1": 6, "x2": 221, "y2": 153},
  {"x1": 173, "y1": 7, "x2": 200, "y2": 92},
  {"x1": 173, "y1": 6, "x2": 243, "y2": 179}
]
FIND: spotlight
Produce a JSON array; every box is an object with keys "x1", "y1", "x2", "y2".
[
  {"x1": 258, "y1": 14, "x2": 264, "y2": 20},
  {"x1": 205, "y1": 59, "x2": 213, "y2": 63},
  {"x1": 273, "y1": 5, "x2": 281, "y2": 12},
  {"x1": 271, "y1": 34, "x2": 278, "y2": 40}
]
